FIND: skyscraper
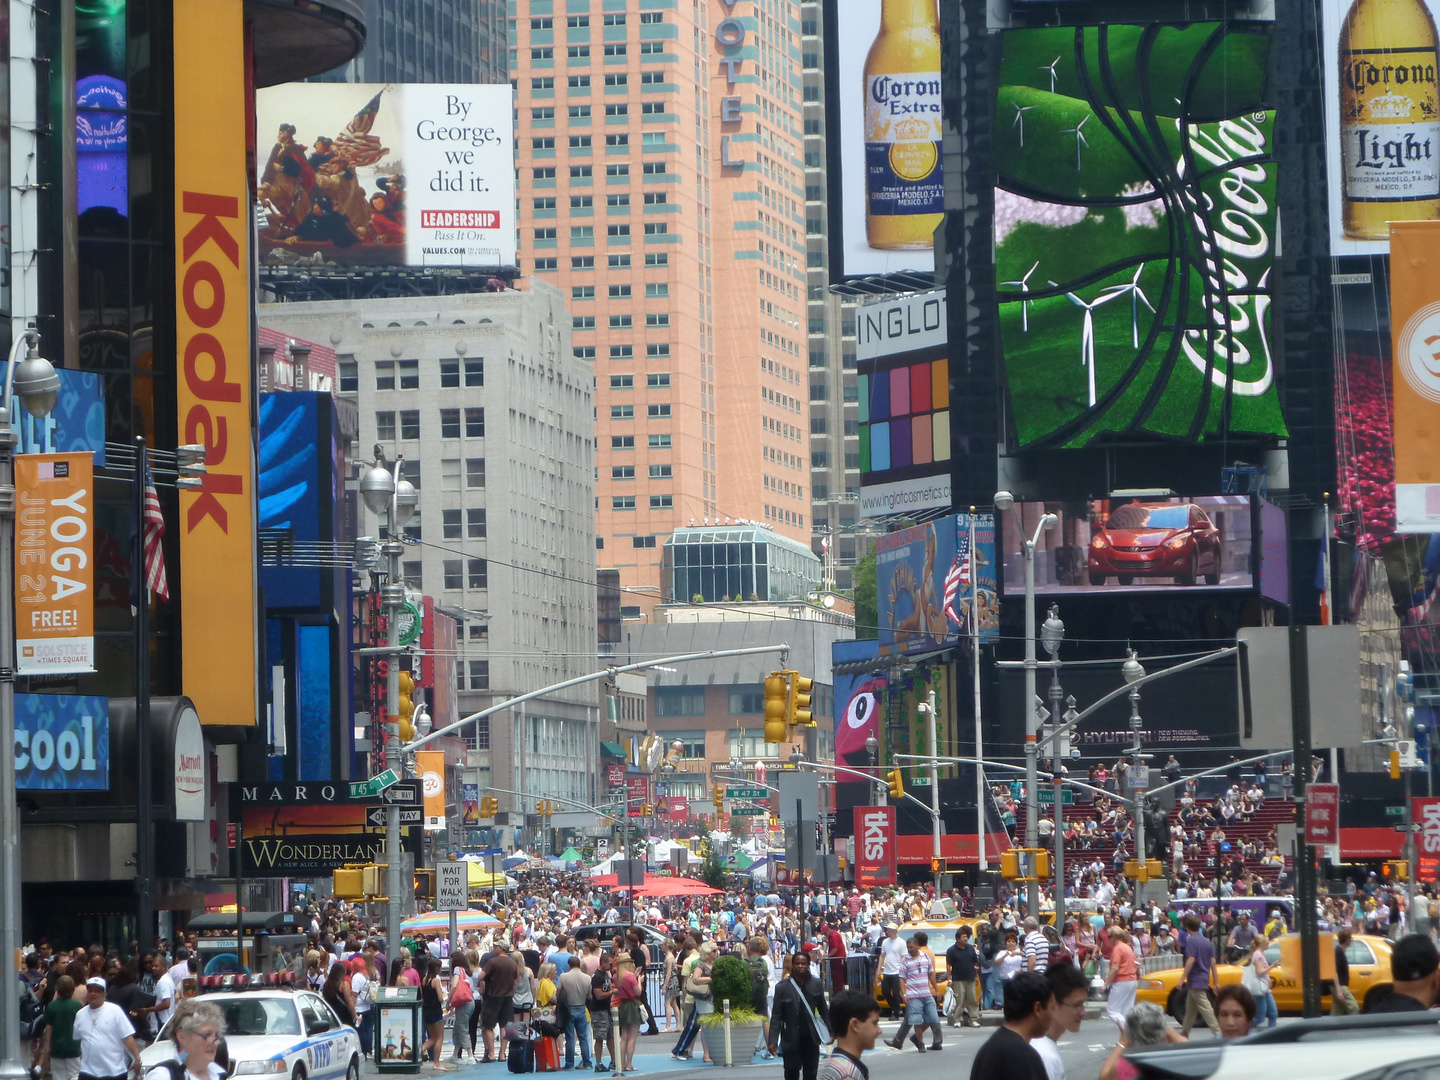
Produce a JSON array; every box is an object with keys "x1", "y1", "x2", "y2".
[
  {"x1": 512, "y1": 0, "x2": 810, "y2": 613},
  {"x1": 322, "y1": 0, "x2": 508, "y2": 83}
]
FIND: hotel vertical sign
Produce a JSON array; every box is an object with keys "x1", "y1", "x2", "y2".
[{"x1": 173, "y1": 0, "x2": 258, "y2": 725}]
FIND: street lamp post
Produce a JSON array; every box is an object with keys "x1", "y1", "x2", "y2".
[
  {"x1": 359, "y1": 449, "x2": 417, "y2": 970},
  {"x1": 1041, "y1": 605, "x2": 1065, "y2": 932},
  {"x1": 0, "y1": 327, "x2": 59, "y2": 1080},
  {"x1": 995, "y1": 490, "x2": 1057, "y2": 918},
  {"x1": 866, "y1": 734, "x2": 882, "y2": 805},
  {"x1": 1122, "y1": 651, "x2": 1148, "y2": 899},
  {"x1": 918, "y1": 688, "x2": 941, "y2": 895}
]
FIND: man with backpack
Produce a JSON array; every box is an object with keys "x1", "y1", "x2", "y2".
[{"x1": 746, "y1": 937, "x2": 777, "y2": 1060}]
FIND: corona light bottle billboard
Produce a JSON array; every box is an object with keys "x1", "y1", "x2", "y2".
[
  {"x1": 863, "y1": 0, "x2": 943, "y2": 249},
  {"x1": 1338, "y1": 0, "x2": 1440, "y2": 239}
]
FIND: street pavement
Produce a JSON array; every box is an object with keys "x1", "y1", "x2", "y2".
[{"x1": 363, "y1": 1013, "x2": 1226, "y2": 1080}]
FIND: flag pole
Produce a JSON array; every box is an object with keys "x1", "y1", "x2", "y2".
[
  {"x1": 971, "y1": 510, "x2": 986, "y2": 873},
  {"x1": 1321, "y1": 492, "x2": 1333, "y2": 625},
  {"x1": 134, "y1": 436, "x2": 154, "y2": 950}
]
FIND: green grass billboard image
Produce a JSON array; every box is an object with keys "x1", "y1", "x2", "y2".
[{"x1": 995, "y1": 23, "x2": 1288, "y2": 449}]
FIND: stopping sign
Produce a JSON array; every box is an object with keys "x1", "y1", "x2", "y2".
[{"x1": 1307, "y1": 784, "x2": 1339, "y2": 847}]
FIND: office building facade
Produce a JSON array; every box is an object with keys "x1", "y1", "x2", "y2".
[{"x1": 322, "y1": 0, "x2": 509, "y2": 83}]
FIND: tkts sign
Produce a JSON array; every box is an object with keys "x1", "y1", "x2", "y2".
[{"x1": 853, "y1": 805, "x2": 896, "y2": 886}]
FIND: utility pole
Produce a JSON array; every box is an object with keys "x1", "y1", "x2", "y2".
[
  {"x1": 923, "y1": 686, "x2": 941, "y2": 895},
  {"x1": 1291, "y1": 625, "x2": 1322, "y2": 1017},
  {"x1": 970, "y1": 510, "x2": 987, "y2": 873}
]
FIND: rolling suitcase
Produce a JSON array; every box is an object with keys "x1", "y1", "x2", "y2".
[
  {"x1": 534, "y1": 1034, "x2": 561, "y2": 1073},
  {"x1": 507, "y1": 1037, "x2": 535, "y2": 1074}
]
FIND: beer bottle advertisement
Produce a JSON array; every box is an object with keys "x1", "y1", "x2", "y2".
[
  {"x1": 832, "y1": 1, "x2": 943, "y2": 277},
  {"x1": 1325, "y1": 0, "x2": 1440, "y2": 254}
]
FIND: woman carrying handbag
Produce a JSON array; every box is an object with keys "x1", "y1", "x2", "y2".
[{"x1": 1241, "y1": 936, "x2": 1277, "y2": 1028}]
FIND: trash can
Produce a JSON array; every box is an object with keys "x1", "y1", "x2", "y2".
[{"x1": 374, "y1": 987, "x2": 423, "y2": 1073}]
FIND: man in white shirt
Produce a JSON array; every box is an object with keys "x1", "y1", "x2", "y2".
[
  {"x1": 147, "y1": 957, "x2": 175, "y2": 1038},
  {"x1": 1033, "y1": 961, "x2": 1088, "y2": 1080},
  {"x1": 878, "y1": 924, "x2": 909, "y2": 1021},
  {"x1": 74, "y1": 978, "x2": 140, "y2": 1080},
  {"x1": 164, "y1": 949, "x2": 191, "y2": 992}
]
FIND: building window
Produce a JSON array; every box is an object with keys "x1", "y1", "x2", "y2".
[
  {"x1": 375, "y1": 361, "x2": 395, "y2": 391},
  {"x1": 574, "y1": 346, "x2": 596, "y2": 360},
  {"x1": 608, "y1": 194, "x2": 630, "y2": 208},
  {"x1": 610, "y1": 345, "x2": 634, "y2": 360},
  {"x1": 611, "y1": 405, "x2": 634, "y2": 419},
  {"x1": 646, "y1": 373, "x2": 670, "y2": 388},
  {"x1": 466, "y1": 458, "x2": 486, "y2": 488},
  {"x1": 573, "y1": 315, "x2": 596, "y2": 329},
  {"x1": 610, "y1": 314, "x2": 633, "y2": 328},
  {"x1": 648, "y1": 433, "x2": 671, "y2": 448},
  {"x1": 375, "y1": 411, "x2": 396, "y2": 441},
  {"x1": 644, "y1": 223, "x2": 669, "y2": 236},
  {"x1": 641, "y1": 101, "x2": 665, "y2": 116},
  {"x1": 606, "y1": 104, "x2": 628, "y2": 117},
  {"x1": 645, "y1": 253, "x2": 669, "y2": 267},
  {"x1": 639, "y1": 41, "x2": 664, "y2": 54},
  {"x1": 612, "y1": 465, "x2": 635, "y2": 480},
  {"x1": 642, "y1": 132, "x2": 665, "y2": 148},
  {"x1": 441, "y1": 407, "x2": 461, "y2": 437},
  {"x1": 339, "y1": 359, "x2": 357, "y2": 392},
  {"x1": 533, "y1": 167, "x2": 557, "y2": 180},
  {"x1": 442, "y1": 509, "x2": 462, "y2": 539},
  {"x1": 642, "y1": 161, "x2": 667, "y2": 175},
  {"x1": 467, "y1": 509, "x2": 486, "y2": 538},
  {"x1": 571, "y1": 165, "x2": 593, "y2": 180},
  {"x1": 639, "y1": 11, "x2": 663, "y2": 23},
  {"x1": 572, "y1": 285, "x2": 595, "y2": 299},
  {"x1": 399, "y1": 410, "x2": 420, "y2": 440},
  {"x1": 468, "y1": 558, "x2": 488, "y2": 589},
  {"x1": 647, "y1": 404, "x2": 671, "y2": 418},
  {"x1": 532, "y1": 107, "x2": 555, "y2": 120},
  {"x1": 606, "y1": 73, "x2": 628, "y2": 87},
  {"x1": 729, "y1": 728, "x2": 781, "y2": 759},
  {"x1": 632, "y1": 535, "x2": 657, "y2": 548},
  {"x1": 566, "y1": 15, "x2": 588, "y2": 27},
  {"x1": 532, "y1": 136, "x2": 556, "y2": 151},
  {"x1": 530, "y1": 48, "x2": 553, "y2": 61},
  {"x1": 572, "y1": 225, "x2": 594, "y2": 241},
  {"x1": 568, "y1": 45, "x2": 590, "y2": 59},
  {"x1": 532, "y1": 76, "x2": 556, "y2": 89},
  {"x1": 612, "y1": 495, "x2": 636, "y2": 510},
  {"x1": 655, "y1": 689, "x2": 705, "y2": 718},
  {"x1": 443, "y1": 560, "x2": 463, "y2": 590},
  {"x1": 469, "y1": 661, "x2": 490, "y2": 690},
  {"x1": 569, "y1": 75, "x2": 590, "y2": 88},
  {"x1": 401, "y1": 560, "x2": 422, "y2": 588},
  {"x1": 610, "y1": 374, "x2": 634, "y2": 389},
  {"x1": 534, "y1": 258, "x2": 557, "y2": 271},
  {"x1": 399, "y1": 459, "x2": 420, "y2": 489},
  {"x1": 465, "y1": 408, "x2": 485, "y2": 437},
  {"x1": 729, "y1": 686, "x2": 765, "y2": 715},
  {"x1": 612, "y1": 435, "x2": 635, "y2": 449},
  {"x1": 603, "y1": 13, "x2": 626, "y2": 25},
  {"x1": 569, "y1": 104, "x2": 591, "y2": 119},
  {"x1": 465, "y1": 359, "x2": 483, "y2": 386},
  {"x1": 441, "y1": 458, "x2": 461, "y2": 491},
  {"x1": 534, "y1": 226, "x2": 557, "y2": 241},
  {"x1": 572, "y1": 255, "x2": 595, "y2": 269},
  {"x1": 399, "y1": 360, "x2": 419, "y2": 389},
  {"x1": 569, "y1": 133, "x2": 593, "y2": 149},
  {"x1": 474, "y1": 716, "x2": 491, "y2": 748},
  {"x1": 640, "y1": 71, "x2": 664, "y2": 85},
  {"x1": 609, "y1": 284, "x2": 632, "y2": 298},
  {"x1": 606, "y1": 133, "x2": 629, "y2": 148},
  {"x1": 645, "y1": 283, "x2": 669, "y2": 298},
  {"x1": 649, "y1": 464, "x2": 672, "y2": 479},
  {"x1": 646, "y1": 313, "x2": 670, "y2": 327},
  {"x1": 609, "y1": 254, "x2": 632, "y2": 268},
  {"x1": 650, "y1": 494, "x2": 673, "y2": 509},
  {"x1": 608, "y1": 224, "x2": 631, "y2": 239},
  {"x1": 643, "y1": 193, "x2": 668, "y2": 206}
]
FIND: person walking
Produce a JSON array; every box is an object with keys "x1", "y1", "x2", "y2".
[
  {"x1": 557, "y1": 956, "x2": 595, "y2": 1071},
  {"x1": 1178, "y1": 915, "x2": 1220, "y2": 1037},
  {"x1": 967, "y1": 971, "x2": 1052, "y2": 1080},
  {"x1": 74, "y1": 978, "x2": 141, "y2": 1080},
  {"x1": 768, "y1": 951, "x2": 831, "y2": 1080},
  {"x1": 1240, "y1": 936, "x2": 1277, "y2": 1027},
  {"x1": 669, "y1": 940, "x2": 715, "y2": 1062},
  {"x1": 1331, "y1": 927, "x2": 1359, "y2": 1016},
  {"x1": 1104, "y1": 927, "x2": 1139, "y2": 1026},
  {"x1": 448, "y1": 955, "x2": 475, "y2": 1062},
  {"x1": 1022, "y1": 918, "x2": 1049, "y2": 975},
  {"x1": 945, "y1": 926, "x2": 980, "y2": 1027},
  {"x1": 877, "y1": 924, "x2": 907, "y2": 1021},
  {"x1": 613, "y1": 965, "x2": 644, "y2": 1076},
  {"x1": 893, "y1": 935, "x2": 941, "y2": 1053},
  {"x1": 350, "y1": 952, "x2": 377, "y2": 1058},
  {"x1": 418, "y1": 959, "x2": 447, "y2": 1068},
  {"x1": 37, "y1": 975, "x2": 84, "y2": 1080}
]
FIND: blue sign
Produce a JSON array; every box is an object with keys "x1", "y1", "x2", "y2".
[
  {"x1": 875, "y1": 513, "x2": 997, "y2": 657},
  {"x1": 0, "y1": 365, "x2": 106, "y2": 464},
  {"x1": 13, "y1": 693, "x2": 109, "y2": 790}
]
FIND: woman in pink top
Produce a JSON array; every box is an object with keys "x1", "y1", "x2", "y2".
[{"x1": 1104, "y1": 926, "x2": 1139, "y2": 1024}]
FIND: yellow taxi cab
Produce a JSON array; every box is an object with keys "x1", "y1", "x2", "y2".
[
  {"x1": 871, "y1": 901, "x2": 985, "y2": 1010},
  {"x1": 1134, "y1": 933, "x2": 1392, "y2": 1018}
]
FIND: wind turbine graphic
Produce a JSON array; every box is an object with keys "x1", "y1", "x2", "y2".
[
  {"x1": 1001, "y1": 261, "x2": 1040, "y2": 332},
  {"x1": 1051, "y1": 280, "x2": 1124, "y2": 408},
  {"x1": 1101, "y1": 264, "x2": 1155, "y2": 348},
  {"x1": 1041, "y1": 57, "x2": 1060, "y2": 94},
  {"x1": 1061, "y1": 114, "x2": 1089, "y2": 171},
  {"x1": 1012, "y1": 101, "x2": 1036, "y2": 147}
]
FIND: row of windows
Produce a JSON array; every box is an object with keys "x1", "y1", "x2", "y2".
[
  {"x1": 572, "y1": 343, "x2": 672, "y2": 361},
  {"x1": 530, "y1": 132, "x2": 671, "y2": 151},
  {"x1": 612, "y1": 494, "x2": 672, "y2": 510},
  {"x1": 529, "y1": 71, "x2": 669, "y2": 91},
  {"x1": 527, "y1": 13, "x2": 662, "y2": 28},
  {"x1": 609, "y1": 373, "x2": 670, "y2": 388},
  {"x1": 366, "y1": 358, "x2": 484, "y2": 392},
  {"x1": 375, "y1": 408, "x2": 485, "y2": 441},
  {"x1": 610, "y1": 403, "x2": 671, "y2": 419},
  {"x1": 610, "y1": 433, "x2": 671, "y2": 449},
  {"x1": 531, "y1": 103, "x2": 668, "y2": 120},
  {"x1": 535, "y1": 222, "x2": 670, "y2": 239},
  {"x1": 531, "y1": 161, "x2": 670, "y2": 181},
  {"x1": 534, "y1": 193, "x2": 669, "y2": 209},
  {"x1": 528, "y1": 42, "x2": 666, "y2": 60},
  {"x1": 573, "y1": 283, "x2": 668, "y2": 299},
  {"x1": 611, "y1": 464, "x2": 672, "y2": 479},
  {"x1": 458, "y1": 660, "x2": 490, "y2": 692},
  {"x1": 573, "y1": 313, "x2": 670, "y2": 329},
  {"x1": 566, "y1": 253, "x2": 668, "y2": 270}
]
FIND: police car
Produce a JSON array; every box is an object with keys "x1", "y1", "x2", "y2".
[{"x1": 141, "y1": 990, "x2": 361, "y2": 1080}]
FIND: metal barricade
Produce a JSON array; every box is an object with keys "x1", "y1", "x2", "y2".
[{"x1": 644, "y1": 961, "x2": 667, "y2": 1031}]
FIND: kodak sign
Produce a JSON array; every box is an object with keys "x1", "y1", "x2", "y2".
[{"x1": 173, "y1": 0, "x2": 257, "y2": 726}]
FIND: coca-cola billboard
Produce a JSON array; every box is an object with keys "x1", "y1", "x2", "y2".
[{"x1": 854, "y1": 805, "x2": 896, "y2": 886}]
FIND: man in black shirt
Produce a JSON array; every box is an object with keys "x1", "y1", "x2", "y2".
[
  {"x1": 1332, "y1": 927, "x2": 1358, "y2": 1015},
  {"x1": 968, "y1": 971, "x2": 1052, "y2": 1080},
  {"x1": 945, "y1": 927, "x2": 980, "y2": 1028},
  {"x1": 768, "y1": 952, "x2": 831, "y2": 1080},
  {"x1": 1365, "y1": 933, "x2": 1439, "y2": 1013}
]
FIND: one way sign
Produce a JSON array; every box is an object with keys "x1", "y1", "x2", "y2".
[{"x1": 367, "y1": 807, "x2": 422, "y2": 827}]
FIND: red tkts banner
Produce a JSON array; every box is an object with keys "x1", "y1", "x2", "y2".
[
  {"x1": 1308, "y1": 783, "x2": 1339, "y2": 847},
  {"x1": 1415, "y1": 796, "x2": 1440, "y2": 883},
  {"x1": 668, "y1": 797, "x2": 689, "y2": 823},
  {"x1": 854, "y1": 805, "x2": 896, "y2": 886}
]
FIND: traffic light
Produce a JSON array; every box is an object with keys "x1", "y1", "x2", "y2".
[
  {"x1": 535, "y1": 799, "x2": 554, "y2": 816},
  {"x1": 931, "y1": 857, "x2": 947, "y2": 875},
  {"x1": 1384, "y1": 859, "x2": 1410, "y2": 882},
  {"x1": 1391, "y1": 748, "x2": 1402, "y2": 780},
  {"x1": 999, "y1": 848, "x2": 1051, "y2": 881},
  {"x1": 786, "y1": 672, "x2": 814, "y2": 730},
  {"x1": 333, "y1": 867, "x2": 363, "y2": 899},
  {"x1": 887, "y1": 768, "x2": 905, "y2": 800},
  {"x1": 397, "y1": 670, "x2": 415, "y2": 742},
  {"x1": 764, "y1": 672, "x2": 789, "y2": 743},
  {"x1": 480, "y1": 796, "x2": 498, "y2": 817},
  {"x1": 643, "y1": 803, "x2": 653, "y2": 816},
  {"x1": 713, "y1": 785, "x2": 725, "y2": 810},
  {"x1": 362, "y1": 863, "x2": 387, "y2": 897},
  {"x1": 413, "y1": 867, "x2": 434, "y2": 900}
]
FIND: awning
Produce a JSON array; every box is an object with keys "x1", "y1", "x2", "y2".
[
  {"x1": 600, "y1": 741, "x2": 625, "y2": 759},
  {"x1": 1340, "y1": 826, "x2": 1404, "y2": 860}
]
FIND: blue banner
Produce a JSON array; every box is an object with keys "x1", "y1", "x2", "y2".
[
  {"x1": 14, "y1": 694, "x2": 109, "y2": 790},
  {"x1": 1, "y1": 366, "x2": 106, "y2": 464}
]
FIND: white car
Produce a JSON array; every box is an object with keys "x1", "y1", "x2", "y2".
[{"x1": 141, "y1": 991, "x2": 360, "y2": 1080}]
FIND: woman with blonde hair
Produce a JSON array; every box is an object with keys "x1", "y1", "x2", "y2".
[
  {"x1": 144, "y1": 999, "x2": 226, "y2": 1080},
  {"x1": 511, "y1": 949, "x2": 536, "y2": 1025},
  {"x1": 662, "y1": 938, "x2": 682, "y2": 1032}
]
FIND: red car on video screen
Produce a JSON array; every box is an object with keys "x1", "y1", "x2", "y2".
[{"x1": 1087, "y1": 502, "x2": 1222, "y2": 586}]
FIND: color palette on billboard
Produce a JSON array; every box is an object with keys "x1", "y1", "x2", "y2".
[
  {"x1": 994, "y1": 24, "x2": 1287, "y2": 448},
  {"x1": 1390, "y1": 220, "x2": 1440, "y2": 531},
  {"x1": 1000, "y1": 496, "x2": 1257, "y2": 595},
  {"x1": 876, "y1": 514, "x2": 997, "y2": 657},
  {"x1": 823, "y1": 0, "x2": 942, "y2": 279},
  {"x1": 1323, "y1": 0, "x2": 1440, "y2": 256},
  {"x1": 856, "y1": 289, "x2": 950, "y2": 517},
  {"x1": 255, "y1": 83, "x2": 516, "y2": 270}
]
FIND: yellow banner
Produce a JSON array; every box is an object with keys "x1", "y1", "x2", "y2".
[
  {"x1": 417, "y1": 750, "x2": 447, "y2": 831},
  {"x1": 15, "y1": 453, "x2": 94, "y2": 674},
  {"x1": 173, "y1": 0, "x2": 257, "y2": 724}
]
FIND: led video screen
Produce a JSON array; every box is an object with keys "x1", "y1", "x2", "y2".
[
  {"x1": 994, "y1": 23, "x2": 1288, "y2": 448},
  {"x1": 1000, "y1": 496, "x2": 1256, "y2": 595}
]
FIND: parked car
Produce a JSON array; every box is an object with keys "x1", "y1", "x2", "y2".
[{"x1": 1088, "y1": 502, "x2": 1222, "y2": 586}]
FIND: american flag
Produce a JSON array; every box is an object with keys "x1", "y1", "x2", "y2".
[
  {"x1": 140, "y1": 451, "x2": 170, "y2": 602},
  {"x1": 944, "y1": 535, "x2": 971, "y2": 627}
]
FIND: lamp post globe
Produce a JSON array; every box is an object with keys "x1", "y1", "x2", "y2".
[
  {"x1": 13, "y1": 348, "x2": 58, "y2": 418},
  {"x1": 1041, "y1": 604, "x2": 1065, "y2": 658},
  {"x1": 1122, "y1": 650, "x2": 1146, "y2": 684},
  {"x1": 993, "y1": 490, "x2": 1015, "y2": 512},
  {"x1": 359, "y1": 463, "x2": 396, "y2": 515},
  {"x1": 394, "y1": 479, "x2": 418, "y2": 526}
]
